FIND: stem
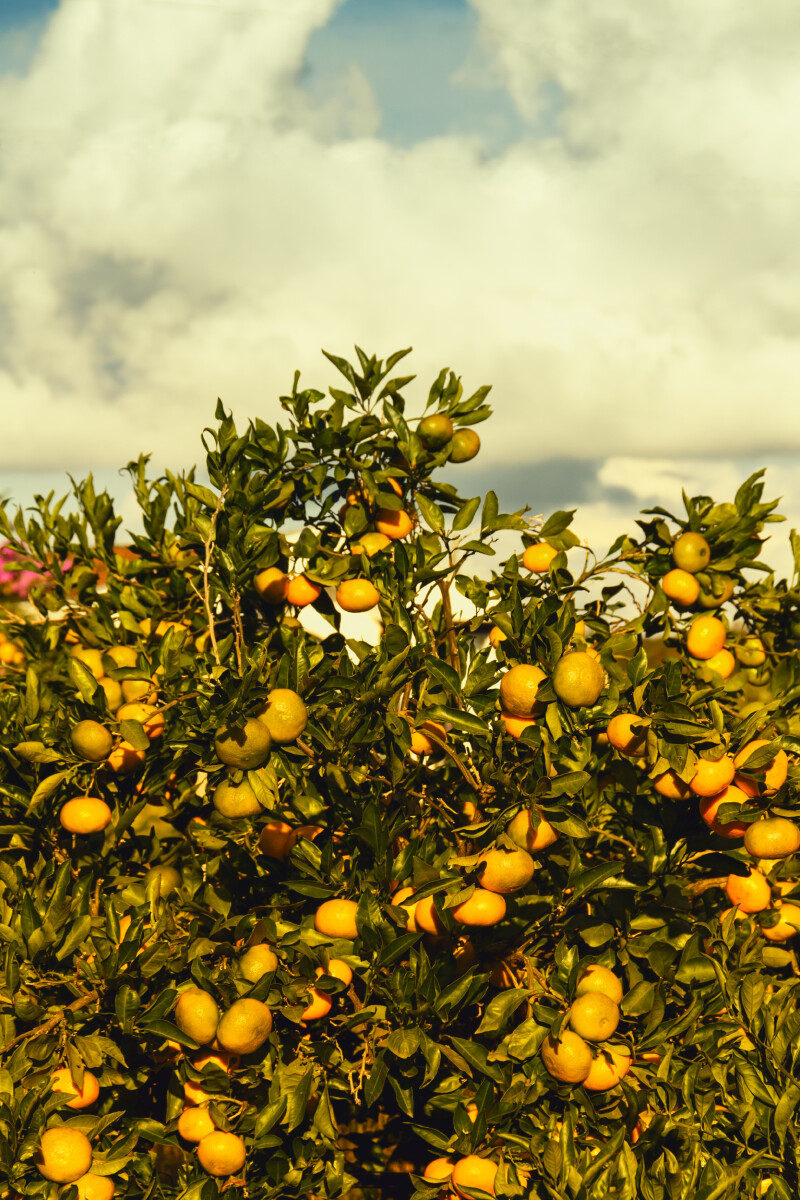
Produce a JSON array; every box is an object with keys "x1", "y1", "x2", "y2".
[{"x1": 202, "y1": 484, "x2": 229, "y2": 667}]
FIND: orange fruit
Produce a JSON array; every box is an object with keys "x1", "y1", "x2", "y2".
[
  {"x1": 301, "y1": 987, "x2": 332, "y2": 1022},
  {"x1": 197, "y1": 1131, "x2": 246, "y2": 1177},
  {"x1": 449, "y1": 428, "x2": 481, "y2": 462},
  {"x1": 174, "y1": 988, "x2": 220, "y2": 1045},
  {"x1": 239, "y1": 943, "x2": 278, "y2": 982},
  {"x1": 375, "y1": 509, "x2": 413, "y2": 540},
  {"x1": 499, "y1": 664, "x2": 546, "y2": 717},
  {"x1": 35, "y1": 1127, "x2": 93, "y2": 1183},
  {"x1": 351, "y1": 532, "x2": 392, "y2": 557},
  {"x1": 698, "y1": 786, "x2": 749, "y2": 838},
  {"x1": 116, "y1": 702, "x2": 164, "y2": 740},
  {"x1": 336, "y1": 578, "x2": 380, "y2": 613},
  {"x1": 258, "y1": 821, "x2": 296, "y2": 858},
  {"x1": 690, "y1": 756, "x2": 735, "y2": 797},
  {"x1": 75, "y1": 1174, "x2": 115, "y2": 1200},
  {"x1": 104, "y1": 645, "x2": 139, "y2": 669},
  {"x1": 653, "y1": 770, "x2": 692, "y2": 800},
  {"x1": 69, "y1": 645, "x2": 106, "y2": 680},
  {"x1": 762, "y1": 902, "x2": 800, "y2": 941},
  {"x1": 71, "y1": 720, "x2": 114, "y2": 761},
  {"x1": 254, "y1": 567, "x2": 288, "y2": 603},
  {"x1": 254, "y1": 688, "x2": 308, "y2": 744},
  {"x1": 583, "y1": 1045, "x2": 632, "y2": 1092},
  {"x1": 392, "y1": 886, "x2": 419, "y2": 932},
  {"x1": 215, "y1": 719, "x2": 271, "y2": 770},
  {"x1": 451, "y1": 1156, "x2": 498, "y2": 1199},
  {"x1": 725, "y1": 868, "x2": 771, "y2": 913},
  {"x1": 576, "y1": 964, "x2": 623, "y2": 1004},
  {"x1": 451, "y1": 888, "x2": 506, "y2": 927},
  {"x1": 418, "y1": 414, "x2": 454, "y2": 448},
  {"x1": 178, "y1": 1106, "x2": 216, "y2": 1142},
  {"x1": 568, "y1": 992, "x2": 620, "y2": 1041},
  {"x1": 284, "y1": 575, "x2": 322, "y2": 607},
  {"x1": 216, "y1": 998, "x2": 273, "y2": 1055},
  {"x1": 315, "y1": 899, "x2": 359, "y2": 939},
  {"x1": 410, "y1": 720, "x2": 446, "y2": 755},
  {"x1": 735, "y1": 636, "x2": 767, "y2": 667},
  {"x1": 107, "y1": 740, "x2": 147, "y2": 774},
  {"x1": 59, "y1": 797, "x2": 112, "y2": 834},
  {"x1": 488, "y1": 626, "x2": 507, "y2": 649},
  {"x1": 320, "y1": 958, "x2": 353, "y2": 985},
  {"x1": 51, "y1": 1068, "x2": 100, "y2": 1109},
  {"x1": 477, "y1": 847, "x2": 535, "y2": 894},
  {"x1": 424, "y1": 1158, "x2": 454, "y2": 1183},
  {"x1": 672, "y1": 531, "x2": 711, "y2": 573},
  {"x1": 606, "y1": 713, "x2": 647, "y2": 756},
  {"x1": 541, "y1": 1030, "x2": 593, "y2": 1083},
  {"x1": 734, "y1": 741, "x2": 788, "y2": 793},
  {"x1": 744, "y1": 817, "x2": 800, "y2": 860},
  {"x1": 98, "y1": 677, "x2": 123, "y2": 712},
  {"x1": 500, "y1": 709, "x2": 537, "y2": 739},
  {"x1": 522, "y1": 543, "x2": 559, "y2": 573},
  {"x1": 507, "y1": 808, "x2": 558, "y2": 852},
  {"x1": 414, "y1": 894, "x2": 444, "y2": 935},
  {"x1": 552, "y1": 651, "x2": 605, "y2": 708},
  {"x1": 193, "y1": 1049, "x2": 238, "y2": 1073},
  {"x1": 661, "y1": 568, "x2": 700, "y2": 607},
  {"x1": 686, "y1": 614, "x2": 726, "y2": 660},
  {"x1": 702, "y1": 648, "x2": 736, "y2": 679}
]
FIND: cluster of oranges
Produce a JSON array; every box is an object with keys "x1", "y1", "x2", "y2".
[{"x1": 0, "y1": 627, "x2": 26, "y2": 668}]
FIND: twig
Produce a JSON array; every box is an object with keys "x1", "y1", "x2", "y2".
[
  {"x1": 1, "y1": 989, "x2": 101, "y2": 1053},
  {"x1": 202, "y1": 484, "x2": 229, "y2": 667},
  {"x1": 231, "y1": 588, "x2": 244, "y2": 674}
]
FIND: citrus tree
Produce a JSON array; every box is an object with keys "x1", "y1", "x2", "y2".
[{"x1": 1, "y1": 346, "x2": 800, "y2": 1200}]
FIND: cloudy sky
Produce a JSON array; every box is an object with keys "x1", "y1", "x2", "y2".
[{"x1": 1, "y1": 0, "x2": 799, "y2": 574}]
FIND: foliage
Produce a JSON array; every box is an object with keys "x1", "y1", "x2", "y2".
[{"x1": 1, "y1": 347, "x2": 800, "y2": 1200}]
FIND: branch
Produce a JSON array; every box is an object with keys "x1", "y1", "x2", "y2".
[
  {"x1": 202, "y1": 484, "x2": 229, "y2": 667},
  {"x1": 1, "y1": 989, "x2": 101, "y2": 1053}
]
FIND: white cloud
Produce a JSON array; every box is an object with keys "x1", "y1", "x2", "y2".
[{"x1": 0, "y1": 0, "x2": 799, "y2": 479}]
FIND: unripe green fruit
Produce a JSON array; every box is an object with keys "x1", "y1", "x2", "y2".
[
  {"x1": 418, "y1": 414, "x2": 453, "y2": 449},
  {"x1": 71, "y1": 720, "x2": 113, "y2": 761},
  {"x1": 214, "y1": 719, "x2": 271, "y2": 770}
]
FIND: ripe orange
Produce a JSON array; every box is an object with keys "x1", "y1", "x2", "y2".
[
  {"x1": 414, "y1": 894, "x2": 444, "y2": 935},
  {"x1": 451, "y1": 1156, "x2": 498, "y2": 1199},
  {"x1": 70, "y1": 645, "x2": 106, "y2": 680},
  {"x1": 410, "y1": 720, "x2": 446, "y2": 755},
  {"x1": 541, "y1": 1030, "x2": 593, "y2": 1083},
  {"x1": 254, "y1": 688, "x2": 308, "y2": 744},
  {"x1": 762, "y1": 902, "x2": 800, "y2": 941},
  {"x1": 653, "y1": 769, "x2": 692, "y2": 800},
  {"x1": 725, "y1": 868, "x2": 771, "y2": 913},
  {"x1": 522, "y1": 543, "x2": 559, "y2": 573},
  {"x1": 35, "y1": 1127, "x2": 93, "y2": 1183},
  {"x1": 734, "y1": 741, "x2": 788, "y2": 793},
  {"x1": 686, "y1": 615, "x2": 726, "y2": 660},
  {"x1": 690, "y1": 756, "x2": 735, "y2": 797},
  {"x1": 284, "y1": 575, "x2": 322, "y2": 607},
  {"x1": 320, "y1": 958, "x2": 353, "y2": 985},
  {"x1": 451, "y1": 888, "x2": 506, "y2": 926},
  {"x1": 576, "y1": 964, "x2": 624, "y2": 1004},
  {"x1": 197, "y1": 1131, "x2": 246, "y2": 1177},
  {"x1": 661, "y1": 568, "x2": 700, "y2": 607},
  {"x1": 477, "y1": 846, "x2": 534, "y2": 894},
  {"x1": 392, "y1": 886, "x2": 419, "y2": 931},
  {"x1": 301, "y1": 987, "x2": 332, "y2": 1022},
  {"x1": 315, "y1": 899, "x2": 359, "y2": 939},
  {"x1": 178, "y1": 1106, "x2": 216, "y2": 1142},
  {"x1": 672, "y1": 531, "x2": 711, "y2": 573},
  {"x1": 336, "y1": 578, "x2": 380, "y2": 613},
  {"x1": 583, "y1": 1045, "x2": 632, "y2": 1092},
  {"x1": 449, "y1": 428, "x2": 481, "y2": 462},
  {"x1": 117, "y1": 702, "x2": 165, "y2": 740},
  {"x1": 606, "y1": 713, "x2": 647, "y2": 756},
  {"x1": 735, "y1": 636, "x2": 767, "y2": 667},
  {"x1": 702, "y1": 648, "x2": 736, "y2": 679},
  {"x1": 104, "y1": 645, "x2": 138, "y2": 669},
  {"x1": 499, "y1": 664, "x2": 546, "y2": 717},
  {"x1": 71, "y1": 720, "x2": 114, "y2": 761},
  {"x1": 375, "y1": 508, "x2": 413, "y2": 540},
  {"x1": 75, "y1": 1174, "x2": 115, "y2": 1200},
  {"x1": 568, "y1": 993, "x2": 620, "y2": 1041},
  {"x1": 500, "y1": 709, "x2": 537, "y2": 738},
  {"x1": 418, "y1": 413, "x2": 454, "y2": 448},
  {"x1": 744, "y1": 817, "x2": 800, "y2": 860},
  {"x1": 258, "y1": 821, "x2": 296, "y2": 858},
  {"x1": 552, "y1": 652, "x2": 605, "y2": 708},
  {"x1": 254, "y1": 567, "x2": 288, "y2": 603},
  {"x1": 239, "y1": 943, "x2": 278, "y2": 982},
  {"x1": 424, "y1": 1158, "x2": 454, "y2": 1184},
  {"x1": 174, "y1": 988, "x2": 220, "y2": 1045},
  {"x1": 107, "y1": 740, "x2": 147, "y2": 774},
  {"x1": 59, "y1": 797, "x2": 112, "y2": 835},
  {"x1": 488, "y1": 626, "x2": 507, "y2": 649},
  {"x1": 507, "y1": 808, "x2": 558, "y2": 852},
  {"x1": 698, "y1": 786, "x2": 749, "y2": 838},
  {"x1": 51, "y1": 1067, "x2": 100, "y2": 1109}
]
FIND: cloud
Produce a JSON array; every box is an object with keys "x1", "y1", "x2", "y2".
[{"x1": 0, "y1": 0, "x2": 799, "y2": 481}]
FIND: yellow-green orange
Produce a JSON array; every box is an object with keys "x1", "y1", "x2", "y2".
[
  {"x1": 576, "y1": 964, "x2": 624, "y2": 1005},
  {"x1": 744, "y1": 817, "x2": 800, "y2": 860},
  {"x1": 569, "y1": 992, "x2": 620, "y2": 1041},
  {"x1": 214, "y1": 719, "x2": 271, "y2": 769},
  {"x1": 71, "y1": 720, "x2": 113, "y2": 761},
  {"x1": 673, "y1": 531, "x2": 711, "y2": 573},
  {"x1": 174, "y1": 988, "x2": 219, "y2": 1045},
  {"x1": 552, "y1": 652, "x2": 605, "y2": 708},
  {"x1": 216, "y1": 998, "x2": 273, "y2": 1055},
  {"x1": 499, "y1": 664, "x2": 545, "y2": 717},
  {"x1": 212, "y1": 779, "x2": 263, "y2": 819},
  {"x1": 541, "y1": 1030, "x2": 593, "y2": 1083},
  {"x1": 477, "y1": 847, "x2": 534, "y2": 894}
]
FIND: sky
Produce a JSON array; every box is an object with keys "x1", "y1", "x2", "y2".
[{"x1": 1, "y1": 0, "x2": 800, "y2": 575}]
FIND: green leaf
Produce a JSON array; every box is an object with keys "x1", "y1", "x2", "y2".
[
  {"x1": 569, "y1": 861, "x2": 624, "y2": 903},
  {"x1": 385, "y1": 1027, "x2": 421, "y2": 1058},
  {"x1": 68, "y1": 656, "x2": 100, "y2": 701},
  {"x1": 416, "y1": 493, "x2": 444, "y2": 534},
  {"x1": 452, "y1": 496, "x2": 481, "y2": 532},
  {"x1": 424, "y1": 656, "x2": 461, "y2": 695},
  {"x1": 475, "y1": 989, "x2": 527, "y2": 1035},
  {"x1": 119, "y1": 720, "x2": 150, "y2": 752},
  {"x1": 424, "y1": 705, "x2": 487, "y2": 739}
]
